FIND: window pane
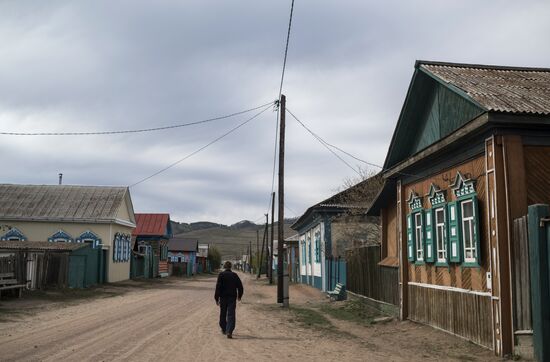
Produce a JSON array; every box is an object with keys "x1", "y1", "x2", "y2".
[
  {"x1": 463, "y1": 221, "x2": 472, "y2": 248},
  {"x1": 436, "y1": 209, "x2": 444, "y2": 224},
  {"x1": 463, "y1": 201, "x2": 473, "y2": 218}
]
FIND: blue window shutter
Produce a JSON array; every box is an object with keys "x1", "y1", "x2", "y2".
[
  {"x1": 447, "y1": 201, "x2": 462, "y2": 263},
  {"x1": 406, "y1": 213, "x2": 415, "y2": 262},
  {"x1": 424, "y1": 209, "x2": 435, "y2": 263}
]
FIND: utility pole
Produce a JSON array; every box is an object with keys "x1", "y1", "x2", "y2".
[
  {"x1": 249, "y1": 240, "x2": 252, "y2": 274},
  {"x1": 277, "y1": 94, "x2": 288, "y2": 307},
  {"x1": 256, "y1": 230, "x2": 259, "y2": 276},
  {"x1": 269, "y1": 192, "x2": 275, "y2": 284},
  {"x1": 264, "y1": 213, "x2": 270, "y2": 279},
  {"x1": 257, "y1": 214, "x2": 267, "y2": 279}
]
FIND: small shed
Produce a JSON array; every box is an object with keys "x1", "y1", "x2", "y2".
[
  {"x1": 0, "y1": 240, "x2": 100, "y2": 289},
  {"x1": 168, "y1": 238, "x2": 198, "y2": 276}
]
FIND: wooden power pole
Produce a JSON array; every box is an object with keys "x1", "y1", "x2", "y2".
[
  {"x1": 264, "y1": 213, "x2": 269, "y2": 279},
  {"x1": 256, "y1": 230, "x2": 259, "y2": 275},
  {"x1": 269, "y1": 191, "x2": 275, "y2": 284},
  {"x1": 277, "y1": 94, "x2": 288, "y2": 307}
]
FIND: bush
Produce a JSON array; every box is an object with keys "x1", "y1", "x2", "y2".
[{"x1": 208, "y1": 246, "x2": 222, "y2": 270}]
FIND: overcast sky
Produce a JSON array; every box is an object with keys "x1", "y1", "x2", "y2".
[{"x1": 1, "y1": 1, "x2": 549, "y2": 225}]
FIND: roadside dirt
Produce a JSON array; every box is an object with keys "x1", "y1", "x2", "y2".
[{"x1": 0, "y1": 272, "x2": 501, "y2": 361}]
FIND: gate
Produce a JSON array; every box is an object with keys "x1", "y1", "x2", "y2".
[{"x1": 528, "y1": 204, "x2": 550, "y2": 362}]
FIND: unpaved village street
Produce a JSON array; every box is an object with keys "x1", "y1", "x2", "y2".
[{"x1": 0, "y1": 273, "x2": 499, "y2": 362}]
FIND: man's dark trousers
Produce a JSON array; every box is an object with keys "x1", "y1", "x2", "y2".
[{"x1": 219, "y1": 296, "x2": 237, "y2": 334}]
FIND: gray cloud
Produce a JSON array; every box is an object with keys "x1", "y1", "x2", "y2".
[{"x1": 1, "y1": 0, "x2": 549, "y2": 224}]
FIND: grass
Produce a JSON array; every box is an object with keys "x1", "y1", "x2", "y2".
[
  {"x1": 319, "y1": 299, "x2": 382, "y2": 326},
  {"x1": 290, "y1": 306, "x2": 332, "y2": 328}
]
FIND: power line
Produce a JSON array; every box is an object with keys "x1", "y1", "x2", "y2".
[
  {"x1": 286, "y1": 108, "x2": 363, "y2": 176},
  {"x1": 286, "y1": 107, "x2": 384, "y2": 170},
  {"x1": 0, "y1": 101, "x2": 275, "y2": 136},
  {"x1": 130, "y1": 103, "x2": 273, "y2": 188},
  {"x1": 287, "y1": 107, "x2": 419, "y2": 178},
  {"x1": 268, "y1": 0, "x2": 296, "y2": 213}
]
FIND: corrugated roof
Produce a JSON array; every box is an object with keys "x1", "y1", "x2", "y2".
[
  {"x1": 0, "y1": 184, "x2": 128, "y2": 223},
  {"x1": 419, "y1": 61, "x2": 550, "y2": 115},
  {"x1": 133, "y1": 213, "x2": 169, "y2": 236},
  {"x1": 0, "y1": 240, "x2": 87, "y2": 251},
  {"x1": 168, "y1": 238, "x2": 198, "y2": 252}
]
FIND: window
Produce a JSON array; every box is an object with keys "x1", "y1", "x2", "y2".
[
  {"x1": 48, "y1": 230, "x2": 73, "y2": 243},
  {"x1": 113, "y1": 233, "x2": 131, "y2": 262},
  {"x1": 1, "y1": 227, "x2": 26, "y2": 241},
  {"x1": 314, "y1": 231, "x2": 321, "y2": 263},
  {"x1": 307, "y1": 233, "x2": 312, "y2": 264},
  {"x1": 301, "y1": 239, "x2": 306, "y2": 265},
  {"x1": 461, "y1": 200, "x2": 476, "y2": 262},
  {"x1": 414, "y1": 213, "x2": 423, "y2": 261},
  {"x1": 435, "y1": 208, "x2": 447, "y2": 263},
  {"x1": 77, "y1": 231, "x2": 101, "y2": 248}
]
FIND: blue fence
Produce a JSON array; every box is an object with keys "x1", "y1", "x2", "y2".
[{"x1": 326, "y1": 257, "x2": 346, "y2": 291}]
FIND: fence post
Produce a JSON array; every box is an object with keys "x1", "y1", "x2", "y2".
[{"x1": 528, "y1": 204, "x2": 550, "y2": 362}]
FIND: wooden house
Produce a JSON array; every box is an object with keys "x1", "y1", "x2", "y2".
[
  {"x1": 0, "y1": 184, "x2": 136, "y2": 283},
  {"x1": 292, "y1": 177, "x2": 381, "y2": 291},
  {"x1": 132, "y1": 213, "x2": 172, "y2": 278},
  {"x1": 196, "y1": 243, "x2": 209, "y2": 273},
  {"x1": 168, "y1": 238, "x2": 198, "y2": 276},
  {"x1": 367, "y1": 61, "x2": 550, "y2": 356}
]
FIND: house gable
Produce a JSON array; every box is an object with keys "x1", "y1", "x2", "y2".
[{"x1": 384, "y1": 66, "x2": 485, "y2": 170}]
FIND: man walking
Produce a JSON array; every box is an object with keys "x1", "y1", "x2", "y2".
[{"x1": 215, "y1": 261, "x2": 244, "y2": 339}]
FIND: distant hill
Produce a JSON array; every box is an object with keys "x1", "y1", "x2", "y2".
[{"x1": 171, "y1": 219, "x2": 298, "y2": 259}]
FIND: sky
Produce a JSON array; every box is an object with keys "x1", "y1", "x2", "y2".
[{"x1": 1, "y1": 1, "x2": 549, "y2": 225}]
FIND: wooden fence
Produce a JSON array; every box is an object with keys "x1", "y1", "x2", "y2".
[
  {"x1": 346, "y1": 245, "x2": 399, "y2": 306},
  {"x1": 512, "y1": 216, "x2": 532, "y2": 332}
]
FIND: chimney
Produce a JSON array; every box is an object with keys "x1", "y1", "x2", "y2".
[{"x1": 58, "y1": 173, "x2": 63, "y2": 185}]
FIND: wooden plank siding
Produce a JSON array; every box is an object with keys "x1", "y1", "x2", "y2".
[
  {"x1": 405, "y1": 155, "x2": 490, "y2": 292},
  {"x1": 524, "y1": 146, "x2": 550, "y2": 205},
  {"x1": 408, "y1": 284, "x2": 493, "y2": 348},
  {"x1": 346, "y1": 245, "x2": 399, "y2": 306},
  {"x1": 512, "y1": 216, "x2": 532, "y2": 332}
]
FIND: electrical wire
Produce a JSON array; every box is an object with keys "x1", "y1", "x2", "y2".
[
  {"x1": 129, "y1": 103, "x2": 273, "y2": 188},
  {"x1": 0, "y1": 101, "x2": 275, "y2": 136},
  {"x1": 267, "y1": 0, "x2": 296, "y2": 214},
  {"x1": 287, "y1": 107, "x2": 419, "y2": 178},
  {"x1": 286, "y1": 108, "x2": 363, "y2": 176}
]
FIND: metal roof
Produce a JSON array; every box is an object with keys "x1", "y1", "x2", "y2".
[
  {"x1": 0, "y1": 184, "x2": 131, "y2": 225},
  {"x1": 168, "y1": 238, "x2": 198, "y2": 252},
  {"x1": 0, "y1": 240, "x2": 87, "y2": 251},
  {"x1": 133, "y1": 213, "x2": 170, "y2": 236},
  {"x1": 419, "y1": 61, "x2": 550, "y2": 115}
]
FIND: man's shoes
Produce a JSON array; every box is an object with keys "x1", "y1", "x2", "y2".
[
  {"x1": 227, "y1": 333, "x2": 233, "y2": 339},
  {"x1": 221, "y1": 329, "x2": 226, "y2": 335}
]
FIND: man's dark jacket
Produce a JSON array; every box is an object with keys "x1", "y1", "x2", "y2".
[{"x1": 215, "y1": 269, "x2": 244, "y2": 301}]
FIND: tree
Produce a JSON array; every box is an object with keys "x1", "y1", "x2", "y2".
[
  {"x1": 208, "y1": 245, "x2": 222, "y2": 270},
  {"x1": 331, "y1": 167, "x2": 384, "y2": 256}
]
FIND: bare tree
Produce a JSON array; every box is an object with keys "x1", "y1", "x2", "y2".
[{"x1": 330, "y1": 167, "x2": 384, "y2": 256}]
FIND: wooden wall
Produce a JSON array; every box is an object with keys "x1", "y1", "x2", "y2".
[
  {"x1": 404, "y1": 155, "x2": 490, "y2": 293},
  {"x1": 524, "y1": 146, "x2": 550, "y2": 205},
  {"x1": 346, "y1": 245, "x2": 399, "y2": 306},
  {"x1": 408, "y1": 284, "x2": 493, "y2": 348}
]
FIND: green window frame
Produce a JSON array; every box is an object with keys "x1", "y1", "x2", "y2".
[
  {"x1": 414, "y1": 211, "x2": 424, "y2": 264},
  {"x1": 459, "y1": 196, "x2": 481, "y2": 267},
  {"x1": 447, "y1": 201, "x2": 462, "y2": 263},
  {"x1": 434, "y1": 207, "x2": 448, "y2": 266},
  {"x1": 406, "y1": 213, "x2": 415, "y2": 262},
  {"x1": 314, "y1": 230, "x2": 321, "y2": 263},
  {"x1": 424, "y1": 209, "x2": 435, "y2": 263}
]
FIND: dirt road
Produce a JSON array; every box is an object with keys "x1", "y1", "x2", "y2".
[{"x1": 0, "y1": 273, "x2": 499, "y2": 361}]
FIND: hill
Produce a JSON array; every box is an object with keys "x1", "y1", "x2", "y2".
[{"x1": 171, "y1": 219, "x2": 297, "y2": 259}]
